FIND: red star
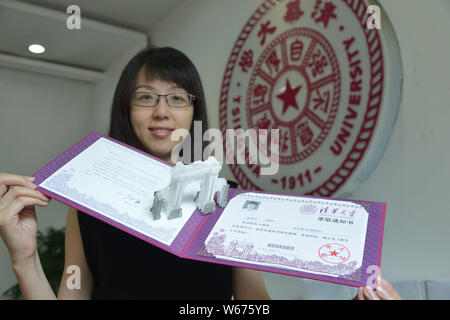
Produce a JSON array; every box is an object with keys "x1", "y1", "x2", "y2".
[
  {"x1": 276, "y1": 78, "x2": 302, "y2": 114},
  {"x1": 329, "y1": 250, "x2": 339, "y2": 257}
]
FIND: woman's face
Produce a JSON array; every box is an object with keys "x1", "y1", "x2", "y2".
[{"x1": 130, "y1": 68, "x2": 194, "y2": 163}]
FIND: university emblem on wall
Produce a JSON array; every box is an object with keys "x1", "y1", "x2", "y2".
[{"x1": 219, "y1": 0, "x2": 402, "y2": 196}]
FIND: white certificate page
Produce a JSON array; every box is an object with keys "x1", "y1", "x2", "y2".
[
  {"x1": 205, "y1": 192, "x2": 368, "y2": 277},
  {"x1": 40, "y1": 138, "x2": 199, "y2": 245}
]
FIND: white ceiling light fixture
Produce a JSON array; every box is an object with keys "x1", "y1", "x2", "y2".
[{"x1": 28, "y1": 44, "x2": 46, "y2": 54}]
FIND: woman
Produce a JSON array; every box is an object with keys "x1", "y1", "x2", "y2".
[{"x1": 0, "y1": 47, "x2": 401, "y2": 300}]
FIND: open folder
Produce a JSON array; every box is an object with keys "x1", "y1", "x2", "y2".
[{"x1": 33, "y1": 131, "x2": 385, "y2": 287}]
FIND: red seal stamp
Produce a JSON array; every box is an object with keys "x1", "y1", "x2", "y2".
[
  {"x1": 318, "y1": 243, "x2": 350, "y2": 264},
  {"x1": 219, "y1": 0, "x2": 401, "y2": 196}
]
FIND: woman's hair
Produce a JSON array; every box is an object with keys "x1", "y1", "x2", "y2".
[{"x1": 108, "y1": 46, "x2": 209, "y2": 162}]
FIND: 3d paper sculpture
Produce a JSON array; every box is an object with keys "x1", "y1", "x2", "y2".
[{"x1": 150, "y1": 157, "x2": 229, "y2": 220}]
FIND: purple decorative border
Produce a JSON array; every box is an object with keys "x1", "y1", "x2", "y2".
[
  {"x1": 184, "y1": 189, "x2": 386, "y2": 288},
  {"x1": 33, "y1": 131, "x2": 386, "y2": 287},
  {"x1": 32, "y1": 131, "x2": 204, "y2": 255},
  {"x1": 204, "y1": 231, "x2": 359, "y2": 275},
  {"x1": 44, "y1": 169, "x2": 177, "y2": 242}
]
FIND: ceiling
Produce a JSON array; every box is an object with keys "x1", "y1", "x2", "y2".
[
  {"x1": 0, "y1": 0, "x2": 185, "y2": 75},
  {"x1": 24, "y1": 0, "x2": 186, "y2": 32}
]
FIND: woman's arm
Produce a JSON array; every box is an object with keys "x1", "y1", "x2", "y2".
[
  {"x1": 232, "y1": 268, "x2": 271, "y2": 300},
  {"x1": 12, "y1": 251, "x2": 57, "y2": 299},
  {"x1": 12, "y1": 207, "x2": 94, "y2": 299},
  {"x1": 56, "y1": 207, "x2": 94, "y2": 299},
  {"x1": 0, "y1": 173, "x2": 56, "y2": 299}
]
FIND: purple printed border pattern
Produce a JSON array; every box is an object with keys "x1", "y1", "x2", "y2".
[
  {"x1": 32, "y1": 130, "x2": 205, "y2": 256},
  {"x1": 183, "y1": 189, "x2": 386, "y2": 288}
]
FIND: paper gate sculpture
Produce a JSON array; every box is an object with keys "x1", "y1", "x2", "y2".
[{"x1": 150, "y1": 157, "x2": 230, "y2": 220}]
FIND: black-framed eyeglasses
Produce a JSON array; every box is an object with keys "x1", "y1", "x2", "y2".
[{"x1": 131, "y1": 92, "x2": 196, "y2": 108}]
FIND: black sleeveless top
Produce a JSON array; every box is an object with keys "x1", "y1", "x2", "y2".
[{"x1": 77, "y1": 182, "x2": 236, "y2": 300}]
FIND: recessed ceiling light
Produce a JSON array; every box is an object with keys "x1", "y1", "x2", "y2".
[{"x1": 28, "y1": 44, "x2": 46, "y2": 54}]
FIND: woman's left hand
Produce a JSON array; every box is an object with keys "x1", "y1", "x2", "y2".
[{"x1": 354, "y1": 276, "x2": 402, "y2": 300}]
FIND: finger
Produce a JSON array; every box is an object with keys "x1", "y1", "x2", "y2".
[
  {"x1": 0, "y1": 173, "x2": 36, "y2": 196},
  {"x1": 375, "y1": 286, "x2": 392, "y2": 300},
  {"x1": 374, "y1": 276, "x2": 391, "y2": 300},
  {"x1": 2, "y1": 186, "x2": 50, "y2": 203},
  {"x1": 11, "y1": 196, "x2": 50, "y2": 212},
  {"x1": 0, "y1": 187, "x2": 49, "y2": 211},
  {"x1": 363, "y1": 286, "x2": 380, "y2": 300},
  {"x1": 377, "y1": 276, "x2": 402, "y2": 300},
  {"x1": 0, "y1": 197, "x2": 49, "y2": 226},
  {"x1": 357, "y1": 287, "x2": 365, "y2": 300}
]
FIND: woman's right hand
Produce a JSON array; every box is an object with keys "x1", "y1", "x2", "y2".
[{"x1": 0, "y1": 173, "x2": 51, "y2": 264}]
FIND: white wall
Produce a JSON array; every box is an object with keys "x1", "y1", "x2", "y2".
[
  {"x1": 148, "y1": 0, "x2": 450, "y2": 298},
  {"x1": 0, "y1": 66, "x2": 94, "y2": 295},
  {"x1": 351, "y1": 0, "x2": 450, "y2": 281},
  {"x1": 90, "y1": 43, "x2": 148, "y2": 134}
]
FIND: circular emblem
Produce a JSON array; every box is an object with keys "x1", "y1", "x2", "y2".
[
  {"x1": 318, "y1": 243, "x2": 350, "y2": 264},
  {"x1": 299, "y1": 203, "x2": 318, "y2": 215},
  {"x1": 219, "y1": 0, "x2": 402, "y2": 196},
  {"x1": 247, "y1": 27, "x2": 341, "y2": 164}
]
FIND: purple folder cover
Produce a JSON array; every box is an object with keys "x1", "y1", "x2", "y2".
[{"x1": 32, "y1": 131, "x2": 386, "y2": 287}]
